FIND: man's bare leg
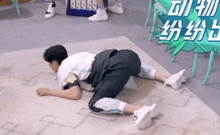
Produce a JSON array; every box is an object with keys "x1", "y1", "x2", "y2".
[
  {"x1": 137, "y1": 63, "x2": 186, "y2": 89},
  {"x1": 122, "y1": 104, "x2": 142, "y2": 114},
  {"x1": 154, "y1": 72, "x2": 168, "y2": 83},
  {"x1": 96, "y1": 0, "x2": 102, "y2": 4},
  {"x1": 154, "y1": 70, "x2": 186, "y2": 89}
]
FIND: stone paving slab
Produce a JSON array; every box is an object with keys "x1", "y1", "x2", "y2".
[{"x1": 0, "y1": 36, "x2": 220, "y2": 135}]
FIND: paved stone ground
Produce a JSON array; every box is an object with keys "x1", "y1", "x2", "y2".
[{"x1": 0, "y1": 36, "x2": 220, "y2": 135}]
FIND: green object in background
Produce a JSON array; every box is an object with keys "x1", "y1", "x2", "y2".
[
  {"x1": 11, "y1": 0, "x2": 20, "y2": 16},
  {"x1": 148, "y1": 2, "x2": 168, "y2": 41},
  {"x1": 146, "y1": 0, "x2": 220, "y2": 85}
]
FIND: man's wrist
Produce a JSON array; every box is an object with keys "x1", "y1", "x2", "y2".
[{"x1": 46, "y1": 88, "x2": 53, "y2": 95}]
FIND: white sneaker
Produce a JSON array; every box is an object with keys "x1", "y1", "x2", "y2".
[
  {"x1": 164, "y1": 69, "x2": 186, "y2": 90},
  {"x1": 45, "y1": 2, "x2": 56, "y2": 19},
  {"x1": 132, "y1": 103, "x2": 158, "y2": 130},
  {"x1": 88, "y1": 9, "x2": 108, "y2": 22},
  {"x1": 181, "y1": 74, "x2": 187, "y2": 83},
  {"x1": 108, "y1": 2, "x2": 124, "y2": 14}
]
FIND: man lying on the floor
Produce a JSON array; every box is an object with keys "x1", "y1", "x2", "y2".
[{"x1": 36, "y1": 45, "x2": 186, "y2": 130}]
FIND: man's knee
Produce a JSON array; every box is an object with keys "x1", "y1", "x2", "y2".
[{"x1": 88, "y1": 100, "x2": 103, "y2": 112}]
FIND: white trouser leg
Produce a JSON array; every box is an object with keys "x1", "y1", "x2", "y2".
[
  {"x1": 93, "y1": 97, "x2": 127, "y2": 114},
  {"x1": 137, "y1": 63, "x2": 157, "y2": 80}
]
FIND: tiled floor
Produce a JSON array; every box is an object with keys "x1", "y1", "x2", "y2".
[
  {"x1": 0, "y1": 37, "x2": 219, "y2": 135},
  {"x1": 1, "y1": 0, "x2": 220, "y2": 116}
]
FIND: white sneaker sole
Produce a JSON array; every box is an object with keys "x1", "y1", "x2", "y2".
[
  {"x1": 137, "y1": 112, "x2": 152, "y2": 130},
  {"x1": 137, "y1": 104, "x2": 158, "y2": 130},
  {"x1": 45, "y1": 12, "x2": 55, "y2": 19},
  {"x1": 172, "y1": 75, "x2": 183, "y2": 90},
  {"x1": 88, "y1": 17, "x2": 108, "y2": 22},
  {"x1": 178, "y1": 69, "x2": 186, "y2": 83},
  {"x1": 108, "y1": 7, "x2": 123, "y2": 14},
  {"x1": 150, "y1": 103, "x2": 159, "y2": 118},
  {"x1": 181, "y1": 76, "x2": 187, "y2": 83}
]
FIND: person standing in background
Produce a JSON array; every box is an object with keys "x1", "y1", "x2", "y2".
[
  {"x1": 88, "y1": 0, "x2": 124, "y2": 22},
  {"x1": 44, "y1": 0, "x2": 124, "y2": 21}
]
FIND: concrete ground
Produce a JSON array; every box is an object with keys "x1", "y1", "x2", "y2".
[{"x1": 0, "y1": 37, "x2": 220, "y2": 135}]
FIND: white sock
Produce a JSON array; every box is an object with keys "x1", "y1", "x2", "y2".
[
  {"x1": 137, "y1": 63, "x2": 157, "y2": 80},
  {"x1": 98, "y1": 4, "x2": 105, "y2": 10}
]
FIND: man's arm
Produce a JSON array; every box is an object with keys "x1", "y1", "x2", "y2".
[{"x1": 36, "y1": 86, "x2": 82, "y2": 100}]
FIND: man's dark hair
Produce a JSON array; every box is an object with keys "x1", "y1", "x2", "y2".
[{"x1": 43, "y1": 45, "x2": 68, "y2": 65}]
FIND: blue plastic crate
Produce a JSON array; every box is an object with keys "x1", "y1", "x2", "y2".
[{"x1": 66, "y1": 0, "x2": 96, "y2": 17}]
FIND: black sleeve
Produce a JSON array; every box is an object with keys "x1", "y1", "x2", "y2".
[{"x1": 63, "y1": 74, "x2": 81, "y2": 90}]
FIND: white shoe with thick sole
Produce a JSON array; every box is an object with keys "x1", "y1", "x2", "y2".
[
  {"x1": 132, "y1": 103, "x2": 158, "y2": 130},
  {"x1": 108, "y1": 2, "x2": 124, "y2": 14},
  {"x1": 164, "y1": 69, "x2": 186, "y2": 90},
  {"x1": 88, "y1": 9, "x2": 108, "y2": 22},
  {"x1": 45, "y1": 2, "x2": 56, "y2": 19}
]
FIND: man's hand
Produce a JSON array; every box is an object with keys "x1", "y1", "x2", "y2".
[
  {"x1": 36, "y1": 86, "x2": 82, "y2": 100},
  {"x1": 37, "y1": 87, "x2": 52, "y2": 96}
]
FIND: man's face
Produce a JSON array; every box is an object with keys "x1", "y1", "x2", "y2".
[{"x1": 49, "y1": 61, "x2": 59, "y2": 73}]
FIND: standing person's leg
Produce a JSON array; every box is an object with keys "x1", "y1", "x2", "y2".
[
  {"x1": 136, "y1": 63, "x2": 186, "y2": 89},
  {"x1": 88, "y1": 0, "x2": 108, "y2": 22},
  {"x1": 45, "y1": 0, "x2": 56, "y2": 19},
  {"x1": 88, "y1": 50, "x2": 158, "y2": 130},
  {"x1": 108, "y1": 0, "x2": 123, "y2": 14}
]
